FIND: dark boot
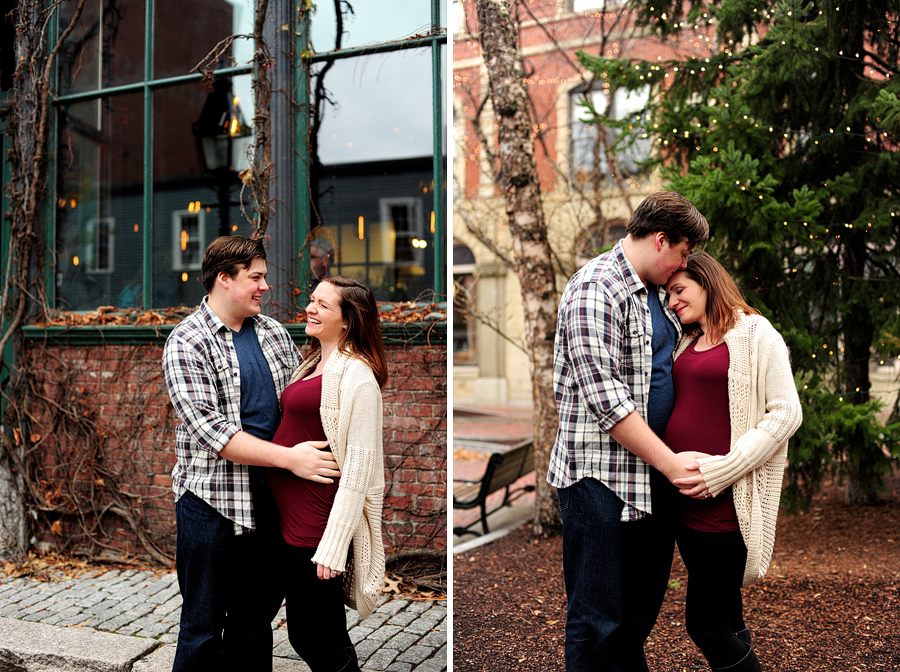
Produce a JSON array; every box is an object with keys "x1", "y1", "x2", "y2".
[
  {"x1": 292, "y1": 643, "x2": 360, "y2": 672},
  {"x1": 734, "y1": 627, "x2": 752, "y2": 647},
  {"x1": 711, "y1": 643, "x2": 762, "y2": 672}
]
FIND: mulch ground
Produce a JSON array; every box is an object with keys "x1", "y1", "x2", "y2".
[{"x1": 453, "y1": 472, "x2": 900, "y2": 672}]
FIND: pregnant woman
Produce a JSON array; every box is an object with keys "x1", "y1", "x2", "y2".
[
  {"x1": 664, "y1": 252, "x2": 803, "y2": 672},
  {"x1": 269, "y1": 275, "x2": 388, "y2": 672}
]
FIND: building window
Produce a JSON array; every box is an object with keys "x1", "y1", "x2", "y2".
[
  {"x1": 41, "y1": 1, "x2": 446, "y2": 312},
  {"x1": 574, "y1": 218, "x2": 627, "y2": 268},
  {"x1": 569, "y1": 0, "x2": 626, "y2": 12},
  {"x1": 570, "y1": 84, "x2": 651, "y2": 182},
  {"x1": 453, "y1": 240, "x2": 477, "y2": 365},
  {"x1": 172, "y1": 210, "x2": 205, "y2": 272},
  {"x1": 88, "y1": 217, "x2": 115, "y2": 274},
  {"x1": 53, "y1": 0, "x2": 256, "y2": 311}
]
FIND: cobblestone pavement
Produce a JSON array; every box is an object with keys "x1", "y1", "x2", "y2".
[{"x1": 0, "y1": 568, "x2": 446, "y2": 671}]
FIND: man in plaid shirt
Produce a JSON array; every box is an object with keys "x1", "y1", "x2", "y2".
[
  {"x1": 549, "y1": 192, "x2": 710, "y2": 672},
  {"x1": 163, "y1": 236, "x2": 339, "y2": 672}
]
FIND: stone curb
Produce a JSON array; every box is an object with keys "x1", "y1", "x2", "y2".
[{"x1": 0, "y1": 617, "x2": 157, "y2": 671}]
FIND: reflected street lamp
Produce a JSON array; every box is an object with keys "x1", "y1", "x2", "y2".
[{"x1": 192, "y1": 79, "x2": 253, "y2": 236}]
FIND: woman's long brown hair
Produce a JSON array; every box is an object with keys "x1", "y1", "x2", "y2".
[
  {"x1": 306, "y1": 275, "x2": 389, "y2": 388},
  {"x1": 680, "y1": 251, "x2": 759, "y2": 343}
]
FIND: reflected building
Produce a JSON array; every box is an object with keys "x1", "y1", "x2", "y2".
[{"x1": 30, "y1": 0, "x2": 446, "y2": 311}]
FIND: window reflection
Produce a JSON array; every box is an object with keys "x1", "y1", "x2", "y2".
[
  {"x1": 314, "y1": 160, "x2": 434, "y2": 302},
  {"x1": 58, "y1": 0, "x2": 145, "y2": 95},
  {"x1": 310, "y1": 0, "x2": 432, "y2": 51},
  {"x1": 152, "y1": 79, "x2": 255, "y2": 308},
  {"x1": 154, "y1": 0, "x2": 254, "y2": 79},
  {"x1": 309, "y1": 49, "x2": 435, "y2": 301},
  {"x1": 314, "y1": 50, "x2": 432, "y2": 163},
  {"x1": 55, "y1": 93, "x2": 145, "y2": 309}
]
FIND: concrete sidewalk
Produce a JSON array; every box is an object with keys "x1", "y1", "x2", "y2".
[{"x1": 0, "y1": 568, "x2": 446, "y2": 671}]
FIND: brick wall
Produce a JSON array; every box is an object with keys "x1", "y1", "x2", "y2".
[{"x1": 23, "y1": 335, "x2": 446, "y2": 562}]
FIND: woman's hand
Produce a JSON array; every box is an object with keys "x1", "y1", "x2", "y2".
[{"x1": 316, "y1": 562, "x2": 342, "y2": 581}]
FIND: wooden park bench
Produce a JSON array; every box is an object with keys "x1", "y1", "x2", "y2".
[{"x1": 453, "y1": 438, "x2": 535, "y2": 537}]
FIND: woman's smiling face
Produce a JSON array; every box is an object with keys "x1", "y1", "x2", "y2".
[
  {"x1": 665, "y1": 270, "x2": 708, "y2": 325},
  {"x1": 305, "y1": 281, "x2": 346, "y2": 345}
]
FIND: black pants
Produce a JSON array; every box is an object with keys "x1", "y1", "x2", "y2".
[
  {"x1": 283, "y1": 543, "x2": 360, "y2": 672},
  {"x1": 675, "y1": 522, "x2": 749, "y2": 669}
]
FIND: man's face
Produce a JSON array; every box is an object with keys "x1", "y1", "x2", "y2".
[
  {"x1": 310, "y1": 248, "x2": 329, "y2": 279},
  {"x1": 226, "y1": 258, "x2": 269, "y2": 320},
  {"x1": 648, "y1": 235, "x2": 692, "y2": 286}
]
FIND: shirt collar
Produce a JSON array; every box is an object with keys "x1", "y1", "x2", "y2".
[
  {"x1": 198, "y1": 296, "x2": 261, "y2": 335},
  {"x1": 612, "y1": 240, "x2": 647, "y2": 296}
]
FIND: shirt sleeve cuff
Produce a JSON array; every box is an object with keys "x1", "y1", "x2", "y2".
[{"x1": 596, "y1": 398, "x2": 636, "y2": 432}]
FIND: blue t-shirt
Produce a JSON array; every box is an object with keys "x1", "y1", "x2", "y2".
[
  {"x1": 646, "y1": 285, "x2": 677, "y2": 438},
  {"x1": 231, "y1": 320, "x2": 280, "y2": 441}
]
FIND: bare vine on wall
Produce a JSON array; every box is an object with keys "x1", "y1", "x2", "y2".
[
  {"x1": 4, "y1": 348, "x2": 175, "y2": 565},
  {"x1": 0, "y1": 0, "x2": 181, "y2": 564},
  {"x1": 0, "y1": 0, "x2": 88, "y2": 562}
]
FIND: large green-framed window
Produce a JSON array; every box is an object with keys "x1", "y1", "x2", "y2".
[
  {"x1": 48, "y1": 0, "x2": 446, "y2": 311},
  {"x1": 53, "y1": 0, "x2": 257, "y2": 311},
  {"x1": 297, "y1": 0, "x2": 447, "y2": 302}
]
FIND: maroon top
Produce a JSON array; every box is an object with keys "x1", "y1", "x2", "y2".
[
  {"x1": 268, "y1": 374, "x2": 340, "y2": 547},
  {"x1": 663, "y1": 341, "x2": 739, "y2": 532}
]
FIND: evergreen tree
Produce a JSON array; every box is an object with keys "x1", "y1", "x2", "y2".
[{"x1": 578, "y1": 1, "x2": 900, "y2": 506}]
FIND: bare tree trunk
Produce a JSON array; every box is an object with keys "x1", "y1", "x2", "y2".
[{"x1": 473, "y1": 0, "x2": 560, "y2": 534}]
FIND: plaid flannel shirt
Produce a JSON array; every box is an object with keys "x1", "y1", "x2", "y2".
[
  {"x1": 547, "y1": 242, "x2": 681, "y2": 521},
  {"x1": 162, "y1": 299, "x2": 300, "y2": 532}
]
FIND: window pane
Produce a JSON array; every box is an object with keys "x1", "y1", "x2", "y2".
[
  {"x1": 152, "y1": 78, "x2": 255, "y2": 308},
  {"x1": 314, "y1": 160, "x2": 435, "y2": 302},
  {"x1": 154, "y1": 0, "x2": 254, "y2": 79},
  {"x1": 55, "y1": 93, "x2": 145, "y2": 309},
  {"x1": 314, "y1": 50, "x2": 433, "y2": 163},
  {"x1": 58, "y1": 0, "x2": 146, "y2": 95},
  {"x1": 310, "y1": 49, "x2": 435, "y2": 301},
  {"x1": 310, "y1": 0, "x2": 432, "y2": 51}
]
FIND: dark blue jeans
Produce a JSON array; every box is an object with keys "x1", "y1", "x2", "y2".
[
  {"x1": 559, "y1": 475, "x2": 675, "y2": 672},
  {"x1": 172, "y1": 486, "x2": 284, "y2": 672}
]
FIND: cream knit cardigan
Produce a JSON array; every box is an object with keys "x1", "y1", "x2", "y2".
[
  {"x1": 672, "y1": 312, "x2": 802, "y2": 586},
  {"x1": 290, "y1": 351, "x2": 386, "y2": 619}
]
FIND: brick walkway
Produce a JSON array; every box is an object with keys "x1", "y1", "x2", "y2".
[
  {"x1": 0, "y1": 568, "x2": 446, "y2": 671},
  {"x1": 452, "y1": 405, "x2": 536, "y2": 535}
]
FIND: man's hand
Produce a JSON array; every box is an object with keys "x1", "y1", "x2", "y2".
[
  {"x1": 671, "y1": 452, "x2": 712, "y2": 498},
  {"x1": 284, "y1": 441, "x2": 340, "y2": 483},
  {"x1": 660, "y1": 451, "x2": 710, "y2": 490}
]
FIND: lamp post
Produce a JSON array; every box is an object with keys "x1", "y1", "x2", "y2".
[{"x1": 192, "y1": 79, "x2": 253, "y2": 236}]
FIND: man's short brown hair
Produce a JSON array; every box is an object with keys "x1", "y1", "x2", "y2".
[
  {"x1": 626, "y1": 191, "x2": 709, "y2": 249},
  {"x1": 201, "y1": 236, "x2": 266, "y2": 293}
]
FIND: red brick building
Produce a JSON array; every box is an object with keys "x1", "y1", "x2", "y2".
[{"x1": 452, "y1": 0, "x2": 714, "y2": 405}]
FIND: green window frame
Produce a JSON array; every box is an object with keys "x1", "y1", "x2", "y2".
[
  {"x1": 42, "y1": 0, "x2": 446, "y2": 313},
  {"x1": 295, "y1": 0, "x2": 447, "y2": 302}
]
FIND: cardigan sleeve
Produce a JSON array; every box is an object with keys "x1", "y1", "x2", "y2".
[
  {"x1": 699, "y1": 335, "x2": 803, "y2": 496},
  {"x1": 312, "y1": 376, "x2": 383, "y2": 571}
]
